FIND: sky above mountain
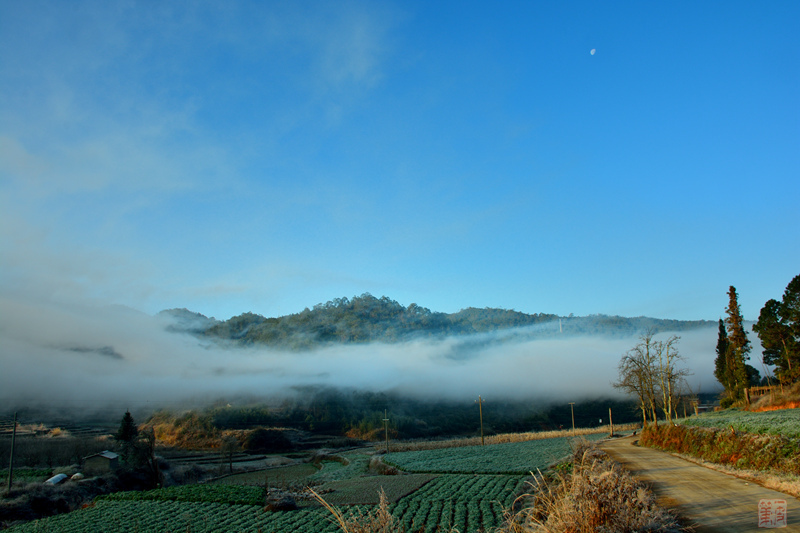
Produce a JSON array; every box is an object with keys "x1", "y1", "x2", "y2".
[{"x1": 1, "y1": 1, "x2": 798, "y2": 323}]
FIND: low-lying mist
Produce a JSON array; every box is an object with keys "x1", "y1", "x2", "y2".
[{"x1": 0, "y1": 295, "x2": 723, "y2": 420}]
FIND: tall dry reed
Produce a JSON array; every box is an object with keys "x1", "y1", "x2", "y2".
[{"x1": 498, "y1": 442, "x2": 684, "y2": 533}]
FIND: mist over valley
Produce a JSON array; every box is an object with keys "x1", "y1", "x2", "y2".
[{"x1": 1, "y1": 293, "x2": 723, "y2": 432}]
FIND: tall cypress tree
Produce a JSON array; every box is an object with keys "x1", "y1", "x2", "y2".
[
  {"x1": 725, "y1": 286, "x2": 751, "y2": 399},
  {"x1": 713, "y1": 319, "x2": 731, "y2": 390}
]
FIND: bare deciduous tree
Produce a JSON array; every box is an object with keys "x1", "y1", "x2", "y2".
[
  {"x1": 219, "y1": 435, "x2": 240, "y2": 474},
  {"x1": 654, "y1": 335, "x2": 691, "y2": 424},
  {"x1": 614, "y1": 330, "x2": 691, "y2": 427}
]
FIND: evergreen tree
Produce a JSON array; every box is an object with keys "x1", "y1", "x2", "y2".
[
  {"x1": 781, "y1": 274, "x2": 800, "y2": 381},
  {"x1": 783, "y1": 274, "x2": 800, "y2": 341},
  {"x1": 713, "y1": 319, "x2": 731, "y2": 390},
  {"x1": 753, "y1": 274, "x2": 800, "y2": 384},
  {"x1": 116, "y1": 410, "x2": 139, "y2": 443},
  {"x1": 724, "y1": 286, "x2": 751, "y2": 400}
]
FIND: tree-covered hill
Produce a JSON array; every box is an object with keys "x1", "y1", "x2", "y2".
[{"x1": 159, "y1": 294, "x2": 714, "y2": 349}]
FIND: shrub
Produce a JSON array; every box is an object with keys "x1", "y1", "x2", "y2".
[
  {"x1": 242, "y1": 428, "x2": 293, "y2": 453},
  {"x1": 498, "y1": 442, "x2": 681, "y2": 533}
]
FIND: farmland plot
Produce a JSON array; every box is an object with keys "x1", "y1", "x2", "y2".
[
  {"x1": 100, "y1": 484, "x2": 266, "y2": 506},
  {"x1": 391, "y1": 474, "x2": 527, "y2": 533},
  {"x1": 8, "y1": 500, "x2": 342, "y2": 533},
  {"x1": 211, "y1": 463, "x2": 318, "y2": 486},
  {"x1": 9, "y1": 440, "x2": 559, "y2": 532},
  {"x1": 679, "y1": 408, "x2": 800, "y2": 437},
  {"x1": 320, "y1": 473, "x2": 438, "y2": 505},
  {"x1": 309, "y1": 453, "x2": 371, "y2": 482},
  {"x1": 385, "y1": 435, "x2": 586, "y2": 474}
]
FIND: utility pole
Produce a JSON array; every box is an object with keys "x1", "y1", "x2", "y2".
[
  {"x1": 383, "y1": 410, "x2": 390, "y2": 453},
  {"x1": 6, "y1": 412, "x2": 17, "y2": 495},
  {"x1": 568, "y1": 402, "x2": 575, "y2": 434},
  {"x1": 476, "y1": 396, "x2": 485, "y2": 446},
  {"x1": 608, "y1": 407, "x2": 614, "y2": 437}
]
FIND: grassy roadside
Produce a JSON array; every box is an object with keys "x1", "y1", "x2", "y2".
[{"x1": 640, "y1": 423, "x2": 800, "y2": 477}]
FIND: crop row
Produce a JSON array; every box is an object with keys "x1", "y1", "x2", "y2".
[
  {"x1": 12, "y1": 475, "x2": 525, "y2": 533},
  {"x1": 405, "y1": 474, "x2": 523, "y2": 505},
  {"x1": 11, "y1": 500, "x2": 342, "y2": 533},
  {"x1": 389, "y1": 474, "x2": 525, "y2": 533},
  {"x1": 393, "y1": 497, "x2": 502, "y2": 533},
  {"x1": 385, "y1": 436, "x2": 577, "y2": 474},
  {"x1": 679, "y1": 408, "x2": 800, "y2": 437},
  {"x1": 99, "y1": 484, "x2": 266, "y2": 506}
]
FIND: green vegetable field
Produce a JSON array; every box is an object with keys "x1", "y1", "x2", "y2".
[
  {"x1": 385, "y1": 435, "x2": 588, "y2": 474},
  {"x1": 678, "y1": 408, "x2": 800, "y2": 437},
  {"x1": 10, "y1": 500, "x2": 342, "y2": 533},
  {"x1": 392, "y1": 474, "x2": 526, "y2": 533},
  {"x1": 10, "y1": 436, "x2": 588, "y2": 533}
]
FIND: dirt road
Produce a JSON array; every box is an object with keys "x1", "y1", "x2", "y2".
[{"x1": 600, "y1": 435, "x2": 800, "y2": 532}]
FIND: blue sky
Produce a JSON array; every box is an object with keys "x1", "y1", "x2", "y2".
[{"x1": 1, "y1": 1, "x2": 798, "y2": 322}]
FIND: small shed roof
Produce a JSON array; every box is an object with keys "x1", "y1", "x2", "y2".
[{"x1": 86, "y1": 450, "x2": 119, "y2": 460}]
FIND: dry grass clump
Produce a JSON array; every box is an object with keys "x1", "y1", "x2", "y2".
[
  {"x1": 750, "y1": 381, "x2": 800, "y2": 411},
  {"x1": 498, "y1": 442, "x2": 683, "y2": 533},
  {"x1": 383, "y1": 424, "x2": 638, "y2": 453}
]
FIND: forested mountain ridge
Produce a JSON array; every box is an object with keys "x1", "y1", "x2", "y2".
[{"x1": 159, "y1": 294, "x2": 715, "y2": 349}]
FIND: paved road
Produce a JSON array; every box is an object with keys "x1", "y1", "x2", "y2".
[{"x1": 600, "y1": 435, "x2": 800, "y2": 532}]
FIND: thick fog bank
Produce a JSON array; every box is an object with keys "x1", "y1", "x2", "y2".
[{"x1": 0, "y1": 297, "x2": 725, "y2": 417}]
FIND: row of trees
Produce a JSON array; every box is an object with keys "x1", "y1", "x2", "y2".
[
  {"x1": 614, "y1": 331, "x2": 691, "y2": 426},
  {"x1": 712, "y1": 274, "x2": 799, "y2": 404}
]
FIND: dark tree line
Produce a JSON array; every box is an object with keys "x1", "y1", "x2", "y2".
[{"x1": 151, "y1": 388, "x2": 641, "y2": 441}]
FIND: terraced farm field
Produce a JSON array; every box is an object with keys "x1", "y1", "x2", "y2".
[
  {"x1": 9, "y1": 435, "x2": 585, "y2": 532},
  {"x1": 210, "y1": 463, "x2": 319, "y2": 486},
  {"x1": 385, "y1": 434, "x2": 596, "y2": 474},
  {"x1": 9, "y1": 500, "x2": 343, "y2": 533}
]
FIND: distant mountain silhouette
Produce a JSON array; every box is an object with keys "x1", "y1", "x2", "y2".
[{"x1": 159, "y1": 294, "x2": 714, "y2": 350}]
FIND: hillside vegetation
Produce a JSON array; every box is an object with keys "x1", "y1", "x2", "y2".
[
  {"x1": 143, "y1": 391, "x2": 640, "y2": 448},
  {"x1": 160, "y1": 293, "x2": 713, "y2": 349}
]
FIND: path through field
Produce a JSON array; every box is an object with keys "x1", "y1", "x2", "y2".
[{"x1": 600, "y1": 435, "x2": 800, "y2": 532}]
